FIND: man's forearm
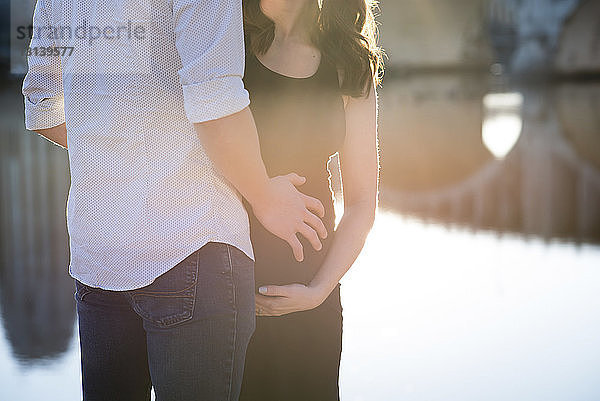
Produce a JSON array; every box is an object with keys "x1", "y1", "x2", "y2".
[
  {"x1": 194, "y1": 107, "x2": 270, "y2": 206},
  {"x1": 34, "y1": 123, "x2": 67, "y2": 149}
]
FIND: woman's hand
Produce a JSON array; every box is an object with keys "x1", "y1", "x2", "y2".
[{"x1": 255, "y1": 283, "x2": 329, "y2": 317}]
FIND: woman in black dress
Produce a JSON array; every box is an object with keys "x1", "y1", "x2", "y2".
[{"x1": 240, "y1": 0, "x2": 382, "y2": 399}]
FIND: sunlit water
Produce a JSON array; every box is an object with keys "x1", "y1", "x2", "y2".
[
  {"x1": 1, "y1": 74, "x2": 599, "y2": 400},
  {"x1": 1, "y1": 209, "x2": 599, "y2": 401},
  {"x1": 339, "y1": 210, "x2": 600, "y2": 401}
]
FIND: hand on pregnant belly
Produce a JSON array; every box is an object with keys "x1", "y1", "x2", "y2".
[
  {"x1": 254, "y1": 283, "x2": 327, "y2": 316},
  {"x1": 251, "y1": 173, "x2": 329, "y2": 262}
]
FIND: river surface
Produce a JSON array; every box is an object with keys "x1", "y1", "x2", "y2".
[{"x1": 1, "y1": 74, "x2": 599, "y2": 401}]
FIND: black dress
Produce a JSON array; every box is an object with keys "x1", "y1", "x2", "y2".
[{"x1": 239, "y1": 48, "x2": 346, "y2": 401}]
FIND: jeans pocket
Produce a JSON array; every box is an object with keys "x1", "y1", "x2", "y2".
[
  {"x1": 129, "y1": 250, "x2": 199, "y2": 328},
  {"x1": 74, "y1": 280, "x2": 94, "y2": 302},
  {"x1": 190, "y1": 242, "x2": 253, "y2": 321},
  {"x1": 130, "y1": 292, "x2": 196, "y2": 328}
]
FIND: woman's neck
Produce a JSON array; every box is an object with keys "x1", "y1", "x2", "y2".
[{"x1": 261, "y1": 0, "x2": 312, "y2": 44}]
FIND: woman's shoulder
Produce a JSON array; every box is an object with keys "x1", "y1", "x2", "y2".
[{"x1": 320, "y1": 55, "x2": 348, "y2": 107}]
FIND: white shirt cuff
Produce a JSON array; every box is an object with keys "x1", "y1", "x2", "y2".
[
  {"x1": 24, "y1": 95, "x2": 66, "y2": 131},
  {"x1": 182, "y1": 75, "x2": 250, "y2": 124}
]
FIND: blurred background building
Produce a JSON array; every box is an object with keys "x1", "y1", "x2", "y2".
[
  {"x1": 3, "y1": 0, "x2": 599, "y2": 74},
  {"x1": 371, "y1": 0, "x2": 600, "y2": 244},
  {"x1": 378, "y1": 0, "x2": 599, "y2": 76}
]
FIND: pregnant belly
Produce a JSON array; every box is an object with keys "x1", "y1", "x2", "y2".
[{"x1": 247, "y1": 189, "x2": 336, "y2": 287}]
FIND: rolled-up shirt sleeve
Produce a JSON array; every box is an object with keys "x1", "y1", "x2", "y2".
[
  {"x1": 173, "y1": 0, "x2": 250, "y2": 123},
  {"x1": 22, "y1": 0, "x2": 66, "y2": 131}
]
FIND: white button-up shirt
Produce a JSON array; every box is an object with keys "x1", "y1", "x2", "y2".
[{"x1": 22, "y1": 0, "x2": 254, "y2": 290}]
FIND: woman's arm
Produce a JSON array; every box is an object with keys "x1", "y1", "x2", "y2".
[
  {"x1": 310, "y1": 85, "x2": 379, "y2": 298},
  {"x1": 255, "y1": 85, "x2": 379, "y2": 316}
]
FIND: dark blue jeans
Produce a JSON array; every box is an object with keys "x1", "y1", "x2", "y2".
[{"x1": 74, "y1": 242, "x2": 255, "y2": 401}]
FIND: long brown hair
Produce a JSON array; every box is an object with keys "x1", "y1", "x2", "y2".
[{"x1": 243, "y1": 0, "x2": 384, "y2": 98}]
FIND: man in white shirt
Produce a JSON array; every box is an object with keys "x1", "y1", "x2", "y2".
[{"x1": 22, "y1": 0, "x2": 327, "y2": 399}]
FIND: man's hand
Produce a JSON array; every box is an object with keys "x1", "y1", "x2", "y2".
[
  {"x1": 251, "y1": 173, "x2": 328, "y2": 262},
  {"x1": 194, "y1": 109, "x2": 327, "y2": 261},
  {"x1": 255, "y1": 283, "x2": 328, "y2": 317}
]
